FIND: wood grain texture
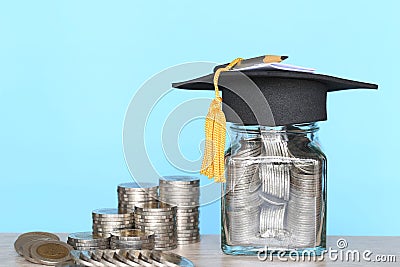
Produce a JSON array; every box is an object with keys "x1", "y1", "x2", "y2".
[{"x1": 1, "y1": 234, "x2": 399, "y2": 267}]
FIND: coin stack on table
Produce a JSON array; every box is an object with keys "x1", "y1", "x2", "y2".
[
  {"x1": 14, "y1": 232, "x2": 73, "y2": 266},
  {"x1": 67, "y1": 231, "x2": 110, "y2": 250},
  {"x1": 134, "y1": 202, "x2": 177, "y2": 250},
  {"x1": 159, "y1": 176, "x2": 200, "y2": 245},
  {"x1": 117, "y1": 182, "x2": 159, "y2": 213},
  {"x1": 92, "y1": 208, "x2": 134, "y2": 238},
  {"x1": 110, "y1": 229, "x2": 155, "y2": 250}
]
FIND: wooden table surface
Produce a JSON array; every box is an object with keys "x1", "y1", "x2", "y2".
[{"x1": 2, "y1": 234, "x2": 399, "y2": 267}]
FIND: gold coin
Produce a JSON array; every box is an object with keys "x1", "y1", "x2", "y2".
[
  {"x1": 14, "y1": 235, "x2": 56, "y2": 256},
  {"x1": 30, "y1": 240, "x2": 73, "y2": 265},
  {"x1": 17, "y1": 231, "x2": 60, "y2": 241},
  {"x1": 21, "y1": 240, "x2": 42, "y2": 264}
]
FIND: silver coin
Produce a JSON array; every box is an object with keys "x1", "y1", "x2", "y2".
[
  {"x1": 176, "y1": 226, "x2": 199, "y2": 231},
  {"x1": 153, "y1": 245, "x2": 178, "y2": 251},
  {"x1": 176, "y1": 230, "x2": 200, "y2": 236},
  {"x1": 134, "y1": 202, "x2": 177, "y2": 212},
  {"x1": 176, "y1": 233, "x2": 200, "y2": 238},
  {"x1": 118, "y1": 182, "x2": 158, "y2": 189},
  {"x1": 111, "y1": 229, "x2": 154, "y2": 240},
  {"x1": 68, "y1": 232, "x2": 108, "y2": 241},
  {"x1": 134, "y1": 213, "x2": 175, "y2": 219},
  {"x1": 113, "y1": 251, "x2": 143, "y2": 267},
  {"x1": 160, "y1": 176, "x2": 199, "y2": 184},
  {"x1": 154, "y1": 240, "x2": 177, "y2": 245},
  {"x1": 176, "y1": 236, "x2": 200, "y2": 241},
  {"x1": 176, "y1": 221, "x2": 199, "y2": 226},
  {"x1": 159, "y1": 187, "x2": 200, "y2": 192},
  {"x1": 135, "y1": 211, "x2": 176, "y2": 216},
  {"x1": 93, "y1": 208, "x2": 133, "y2": 215},
  {"x1": 153, "y1": 233, "x2": 176, "y2": 238},
  {"x1": 134, "y1": 216, "x2": 174, "y2": 222},
  {"x1": 70, "y1": 250, "x2": 95, "y2": 267},
  {"x1": 176, "y1": 238, "x2": 200, "y2": 242},
  {"x1": 134, "y1": 221, "x2": 174, "y2": 226},
  {"x1": 177, "y1": 239, "x2": 200, "y2": 245},
  {"x1": 68, "y1": 241, "x2": 109, "y2": 247},
  {"x1": 176, "y1": 208, "x2": 199, "y2": 213},
  {"x1": 92, "y1": 216, "x2": 134, "y2": 221}
]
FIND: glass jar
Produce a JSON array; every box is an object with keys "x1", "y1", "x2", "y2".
[{"x1": 222, "y1": 122, "x2": 327, "y2": 255}]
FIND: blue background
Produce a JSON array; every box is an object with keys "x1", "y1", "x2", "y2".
[{"x1": 0, "y1": 1, "x2": 398, "y2": 236}]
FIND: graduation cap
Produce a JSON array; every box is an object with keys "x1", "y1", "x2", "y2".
[{"x1": 172, "y1": 55, "x2": 378, "y2": 182}]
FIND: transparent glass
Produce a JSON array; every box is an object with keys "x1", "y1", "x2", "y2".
[{"x1": 221, "y1": 122, "x2": 327, "y2": 255}]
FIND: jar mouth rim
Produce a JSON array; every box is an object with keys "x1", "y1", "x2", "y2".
[{"x1": 229, "y1": 122, "x2": 319, "y2": 133}]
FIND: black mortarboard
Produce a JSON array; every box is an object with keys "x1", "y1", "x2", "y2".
[{"x1": 172, "y1": 56, "x2": 378, "y2": 126}]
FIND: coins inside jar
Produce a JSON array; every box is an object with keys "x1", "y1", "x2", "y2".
[{"x1": 225, "y1": 139, "x2": 262, "y2": 244}]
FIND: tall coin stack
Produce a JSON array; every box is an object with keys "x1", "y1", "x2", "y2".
[
  {"x1": 92, "y1": 208, "x2": 134, "y2": 238},
  {"x1": 67, "y1": 232, "x2": 110, "y2": 250},
  {"x1": 159, "y1": 176, "x2": 200, "y2": 245},
  {"x1": 134, "y1": 202, "x2": 177, "y2": 250},
  {"x1": 225, "y1": 138, "x2": 262, "y2": 243},
  {"x1": 287, "y1": 160, "x2": 322, "y2": 247},
  {"x1": 117, "y1": 182, "x2": 158, "y2": 213},
  {"x1": 110, "y1": 229, "x2": 155, "y2": 250},
  {"x1": 286, "y1": 136, "x2": 323, "y2": 247}
]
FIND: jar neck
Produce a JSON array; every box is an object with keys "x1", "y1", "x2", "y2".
[
  {"x1": 228, "y1": 122, "x2": 319, "y2": 134},
  {"x1": 227, "y1": 122, "x2": 320, "y2": 144}
]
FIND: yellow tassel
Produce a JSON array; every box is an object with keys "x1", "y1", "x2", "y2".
[
  {"x1": 200, "y1": 58, "x2": 243, "y2": 182},
  {"x1": 200, "y1": 55, "x2": 287, "y2": 182}
]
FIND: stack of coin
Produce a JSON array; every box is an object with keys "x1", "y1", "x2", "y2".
[
  {"x1": 224, "y1": 138, "x2": 262, "y2": 243},
  {"x1": 67, "y1": 232, "x2": 110, "y2": 250},
  {"x1": 259, "y1": 205, "x2": 286, "y2": 238},
  {"x1": 117, "y1": 182, "x2": 158, "y2": 213},
  {"x1": 134, "y1": 202, "x2": 177, "y2": 250},
  {"x1": 92, "y1": 208, "x2": 134, "y2": 238},
  {"x1": 286, "y1": 136, "x2": 323, "y2": 248},
  {"x1": 259, "y1": 164, "x2": 291, "y2": 201},
  {"x1": 159, "y1": 176, "x2": 200, "y2": 245},
  {"x1": 110, "y1": 229, "x2": 155, "y2": 250},
  {"x1": 259, "y1": 131, "x2": 291, "y2": 201},
  {"x1": 14, "y1": 232, "x2": 73, "y2": 265},
  {"x1": 287, "y1": 161, "x2": 322, "y2": 248}
]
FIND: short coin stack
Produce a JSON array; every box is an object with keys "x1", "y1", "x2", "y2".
[
  {"x1": 159, "y1": 176, "x2": 200, "y2": 245},
  {"x1": 92, "y1": 208, "x2": 134, "y2": 238},
  {"x1": 67, "y1": 232, "x2": 110, "y2": 250},
  {"x1": 118, "y1": 182, "x2": 158, "y2": 213},
  {"x1": 134, "y1": 202, "x2": 177, "y2": 250},
  {"x1": 110, "y1": 229, "x2": 155, "y2": 250}
]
